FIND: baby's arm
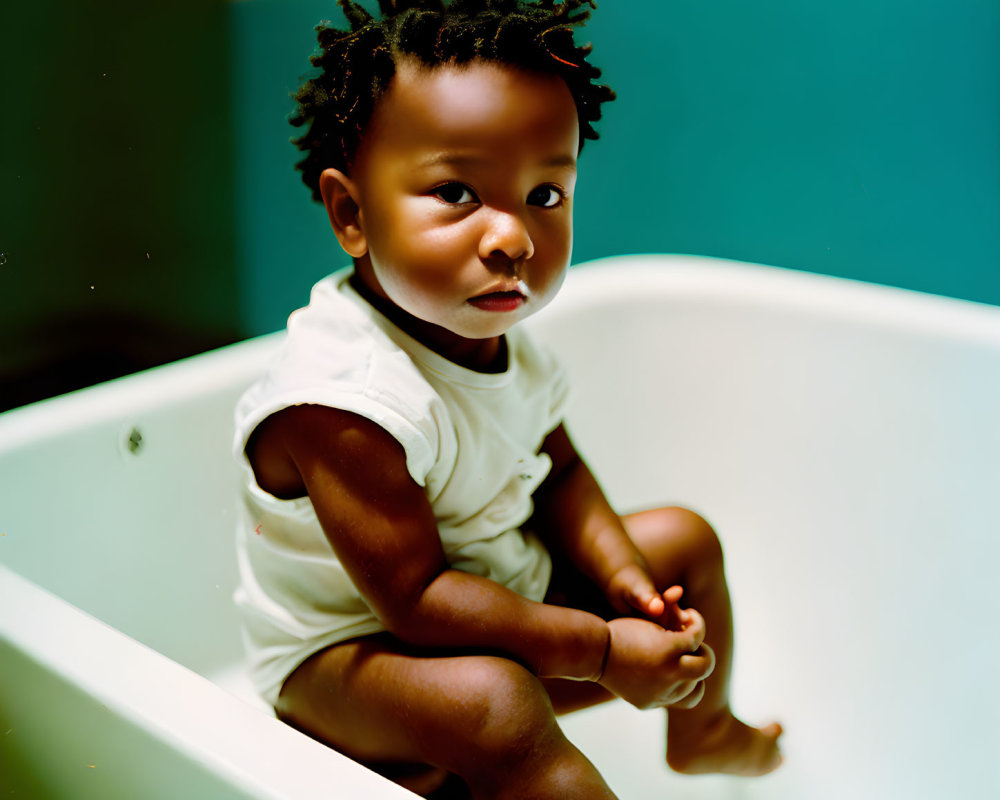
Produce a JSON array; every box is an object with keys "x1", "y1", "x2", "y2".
[
  {"x1": 251, "y1": 404, "x2": 609, "y2": 681},
  {"x1": 533, "y1": 424, "x2": 671, "y2": 619}
]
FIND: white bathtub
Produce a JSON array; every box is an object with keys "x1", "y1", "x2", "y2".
[{"x1": 2, "y1": 254, "x2": 998, "y2": 799}]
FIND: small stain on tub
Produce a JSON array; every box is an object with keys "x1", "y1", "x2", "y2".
[
  {"x1": 127, "y1": 428, "x2": 143, "y2": 454},
  {"x1": 119, "y1": 424, "x2": 145, "y2": 459}
]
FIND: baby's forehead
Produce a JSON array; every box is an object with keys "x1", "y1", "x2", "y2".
[
  {"x1": 388, "y1": 59, "x2": 571, "y2": 113},
  {"x1": 358, "y1": 59, "x2": 580, "y2": 159}
]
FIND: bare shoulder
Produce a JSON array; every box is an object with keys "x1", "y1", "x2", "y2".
[{"x1": 245, "y1": 404, "x2": 410, "y2": 501}]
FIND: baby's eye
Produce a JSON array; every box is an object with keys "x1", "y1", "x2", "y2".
[
  {"x1": 433, "y1": 183, "x2": 477, "y2": 205},
  {"x1": 527, "y1": 185, "x2": 565, "y2": 208}
]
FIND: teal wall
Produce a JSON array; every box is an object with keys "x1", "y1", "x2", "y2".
[{"x1": 232, "y1": 0, "x2": 999, "y2": 337}]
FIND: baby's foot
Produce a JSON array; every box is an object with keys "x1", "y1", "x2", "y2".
[{"x1": 667, "y1": 711, "x2": 783, "y2": 776}]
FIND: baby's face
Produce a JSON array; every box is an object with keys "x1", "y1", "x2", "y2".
[{"x1": 340, "y1": 59, "x2": 579, "y2": 340}]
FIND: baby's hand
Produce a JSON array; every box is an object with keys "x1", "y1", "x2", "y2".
[
  {"x1": 598, "y1": 612, "x2": 715, "y2": 710},
  {"x1": 605, "y1": 563, "x2": 667, "y2": 618}
]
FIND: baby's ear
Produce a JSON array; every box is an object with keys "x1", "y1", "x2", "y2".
[{"x1": 319, "y1": 168, "x2": 367, "y2": 258}]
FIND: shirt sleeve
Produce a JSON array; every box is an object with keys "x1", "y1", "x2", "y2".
[
  {"x1": 233, "y1": 280, "x2": 444, "y2": 489},
  {"x1": 234, "y1": 379, "x2": 440, "y2": 489}
]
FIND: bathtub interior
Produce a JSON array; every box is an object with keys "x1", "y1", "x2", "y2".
[
  {"x1": 532, "y1": 259, "x2": 1000, "y2": 797},
  {"x1": 2, "y1": 254, "x2": 999, "y2": 799}
]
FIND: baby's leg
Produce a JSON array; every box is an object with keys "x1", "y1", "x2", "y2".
[
  {"x1": 623, "y1": 507, "x2": 783, "y2": 776},
  {"x1": 276, "y1": 634, "x2": 618, "y2": 799}
]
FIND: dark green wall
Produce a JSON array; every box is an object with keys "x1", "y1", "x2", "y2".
[
  {"x1": 232, "y1": 0, "x2": 999, "y2": 339},
  {"x1": 0, "y1": 1, "x2": 240, "y2": 410}
]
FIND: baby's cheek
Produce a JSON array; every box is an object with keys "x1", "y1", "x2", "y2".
[{"x1": 526, "y1": 267, "x2": 567, "y2": 311}]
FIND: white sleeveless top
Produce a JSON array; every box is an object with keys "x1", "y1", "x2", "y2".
[{"x1": 233, "y1": 268, "x2": 569, "y2": 705}]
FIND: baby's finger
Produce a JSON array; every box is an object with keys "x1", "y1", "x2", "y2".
[
  {"x1": 662, "y1": 585, "x2": 684, "y2": 605},
  {"x1": 678, "y1": 643, "x2": 716, "y2": 680},
  {"x1": 658, "y1": 586, "x2": 686, "y2": 631},
  {"x1": 619, "y1": 566, "x2": 662, "y2": 617},
  {"x1": 634, "y1": 590, "x2": 665, "y2": 618},
  {"x1": 669, "y1": 680, "x2": 706, "y2": 709},
  {"x1": 633, "y1": 585, "x2": 663, "y2": 617},
  {"x1": 676, "y1": 607, "x2": 706, "y2": 649}
]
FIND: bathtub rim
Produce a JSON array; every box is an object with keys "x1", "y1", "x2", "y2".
[
  {"x1": 533, "y1": 254, "x2": 1000, "y2": 347},
  {"x1": 0, "y1": 563, "x2": 416, "y2": 799},
  {"x1": 0, "y1": 332, "x2": 284, "y2": 453}
]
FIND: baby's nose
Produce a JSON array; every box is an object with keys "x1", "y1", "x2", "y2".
[{"x1": 479, "y1": 210, "x2": 534, "y2": 263}]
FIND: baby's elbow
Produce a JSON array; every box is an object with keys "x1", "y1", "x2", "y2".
[
  {"x1": 369, "y1": 576, "x2": 438, "y2": 643},
  {"x1": 377, "y1": 605, "x2": 441, "y2": 648},
  {"x1": 376, "y1": 604, "x2": 416, "y2": 638},
  {"x1": 355, "y1": 551, "x2": 450, "y2": 642}
]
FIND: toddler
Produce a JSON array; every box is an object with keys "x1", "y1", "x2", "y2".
[{"x1": 233, "y1": 1, "x2": 782, "y2": 797}]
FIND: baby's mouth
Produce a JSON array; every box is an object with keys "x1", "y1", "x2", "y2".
[{"x1": 467, "y1": 283, "x2": 529, "y2": 312}]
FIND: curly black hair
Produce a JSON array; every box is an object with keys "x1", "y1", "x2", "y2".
[{"x1": 289, "y1": 0, "x2": 616, "y2": 202}]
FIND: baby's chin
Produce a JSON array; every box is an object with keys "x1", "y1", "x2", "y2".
[
  {"x1": 387, "y1": 284, "x2": 558, "y2": 342},
  {"x1": 394, "y1": 299, "x2": 528, "y2": 341},
  {"x1": 446, "y1": 303, "x2": 543, "y2": 340},
  {"x1": 433, "y1": 316, "x2": 518, "y2": 342}
]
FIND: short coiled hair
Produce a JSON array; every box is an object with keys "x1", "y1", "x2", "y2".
[{"x1": 290, "y1": 0, "x2": 616, "y2": 202}]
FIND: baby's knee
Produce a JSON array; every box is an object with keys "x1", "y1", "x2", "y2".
[
  {"x1": 448, "y1": 659, "x2": 602, "y2": 795},
  {"x1": 650, "y1": 506, "x2": 725, "y2": 570},
  {"x1": 456, "y1": 657, "x2": 561, "y2": 772}
]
